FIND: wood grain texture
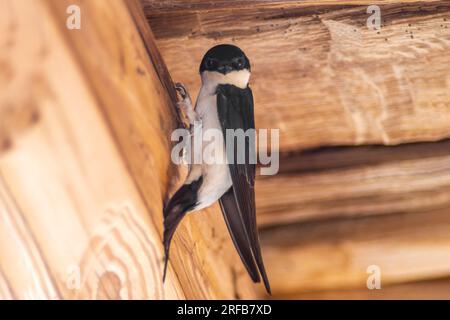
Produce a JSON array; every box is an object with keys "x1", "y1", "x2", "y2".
[
  {"x1": 278, "y1": 278, "x2": 450, "y2": 299},
  {"x1": 2, "y1": 0, "x2": 449, "y2": 300},
  {"x1": 0, "y1": 0, "x2": 257, "y2": 299},
  {"x1": 260, "y1": 208, "x2": 450, "y2": 295},
  {"x1": 143, "y1": 0, "x2": 441, "y2": 13},
  {"x1": 256, "y1": 139, "x2": 450, "y2": 226},
  {"x1": 0, "y1": 179, "x2": 59, "y2": 299},
  {"x1": 144, "y1": 0, "x2": 450, "y2": 152},
  {"x1": 0, "y1": 267, "x2": 14, "y2": 300}
]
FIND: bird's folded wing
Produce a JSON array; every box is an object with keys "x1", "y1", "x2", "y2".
[{"x1": 216, "y1": 84, "x2": 271, "y2": 294}]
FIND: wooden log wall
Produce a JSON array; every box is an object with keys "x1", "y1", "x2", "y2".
[
  {"x1": 1, "y1": 0, "x2": 449, "y2": 300},
  {"x1": 143, "y1": 0, "x2": 450, "y2": 298},
  {"x1": 143, "y1": 0, "x2": 450, "y2": 152},
  {"x1": 0, "y1": 0, "x2": 257, "y2": 299}
]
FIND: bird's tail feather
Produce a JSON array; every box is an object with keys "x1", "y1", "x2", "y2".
[
  {"x1": 162, "y1": 177, "x2": 203, "y2": 282},
  {"x1": 219, "y1": 189, "x2": 260, "y2": 282},
  {"x1": 219, "y1": 187, "x2": 271, "y2": 295}
]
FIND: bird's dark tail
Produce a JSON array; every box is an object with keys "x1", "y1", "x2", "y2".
[
  {"x1": 219, "y1": 187, "x2": 271, "y2": 295},
  {"x1": 162, "y1": 176, "x2": 203, "y2": 282}
]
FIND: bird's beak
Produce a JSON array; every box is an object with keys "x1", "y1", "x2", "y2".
[{"x1": 217, "y1": 64, "x2": 233, "y2": 74}]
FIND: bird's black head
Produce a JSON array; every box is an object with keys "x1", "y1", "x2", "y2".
[{"x1": 199, "y1": 44, "x2": 251, "y2": 75}]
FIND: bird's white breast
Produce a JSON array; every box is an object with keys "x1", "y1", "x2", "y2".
[
  {"x1": 191, "y1": 88, "x2": 230, "y2": 210},
  {"x1": 186, "y1": 69, "x2": 251, "y2": 211}
]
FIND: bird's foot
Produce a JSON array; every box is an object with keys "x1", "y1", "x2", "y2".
[
  {"x1": 175, "y1": 82, "x2": 190, "y2": 100},
  {"x1": 175, "y1": 82, "x2": 199, "y2": 125}
]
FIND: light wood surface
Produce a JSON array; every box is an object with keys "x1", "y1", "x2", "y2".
[
  {"x1": 144, "y1": 0, "x2": 450, "y2": 299},
  {"x1": 1, "y1": 0, "x2": 450, "y2": 300},
  {"x1": 143, "y1": 0, "x2": 443, "y2": 12},
  {"x1": 278, "y1": 278, "x2": 450, "y2": 300},
  {"x1": 145, "y1": 0, "x2": 450, "y2": 152},
  {"x1": 260, "y1": 208, "x2": 450, "y2": 296},
  {"x1": 0, "y1": 0, "x2": 257, "y2": 300},
  {"x1": 256, "y1": 140, "x2": 450, "y2": 226}
]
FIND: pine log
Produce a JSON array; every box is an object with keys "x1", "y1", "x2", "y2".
[
  {"x1": 256, "y1": 139, "x2": 450, "y2": 227},
  {"x1": 142, "y1": 0, "x2": 438, "y2": 13},
  {"x1": 260, "y1": 208, "x2": 450, "y2": 296},
  {"x1": 0, "y1": 0, "x2": 256, "y2": 299},
  {"x1": 278, "y1": 278, "x2": 450, "y2": 299},
  {"x1": 143, "y1": 0, "x2": 450, "y2": 152}
]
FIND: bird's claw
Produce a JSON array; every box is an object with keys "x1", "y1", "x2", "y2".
[
  {"x1": 175, "y1": 82, "x2": 198, "y2": 126},
  {"x1": 175, "y1": 82, "x2": 189, "y2": 100}
]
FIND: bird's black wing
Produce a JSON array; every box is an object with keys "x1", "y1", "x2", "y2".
[{"x1": 216, "y1": 84, "x2": 271, "y2": 294}]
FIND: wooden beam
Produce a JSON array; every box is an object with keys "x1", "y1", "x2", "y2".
[
  {"x1": 0, "y1": 0, "x2": 257, "y2": 299},
  {"x1": 142, "y1": 0, "x2": 440, "y2": 13},
  {"x1": 278, "y1": 278, "x2": 450, "y2": 299},
  {"x1": 144, "y1": 1, "x2": 450, "y2": 152},
  {"x1": 260, "y1": 208, "x2": 450, "y2": 296},
  {"x1": 256, "y1": 139, "x2": 450, "y2": 226}
]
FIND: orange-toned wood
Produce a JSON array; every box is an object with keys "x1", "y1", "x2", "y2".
[{"x1": 0, "y1": 0, "x2": 257, "y2": 299}]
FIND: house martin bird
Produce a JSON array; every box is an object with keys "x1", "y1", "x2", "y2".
[{"x1": 163, "y1": 44, "x2": 271, "y2": 294}]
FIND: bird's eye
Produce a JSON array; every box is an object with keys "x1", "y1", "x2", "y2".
[
  {"x1": 235, "y1": 57, "x2": 244, "y2": 68},
  {"x1": 206, "y1": 58, "x2": 216, "y2": 68}
]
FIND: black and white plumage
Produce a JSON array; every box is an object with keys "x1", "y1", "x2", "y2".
[{"x1": 163, "y1": 44, "x2": 271, "y2": 294}]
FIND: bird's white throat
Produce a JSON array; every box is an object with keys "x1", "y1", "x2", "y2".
[{"x1": 201, "y1": 69, "x2": 251, "y2": 92}]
